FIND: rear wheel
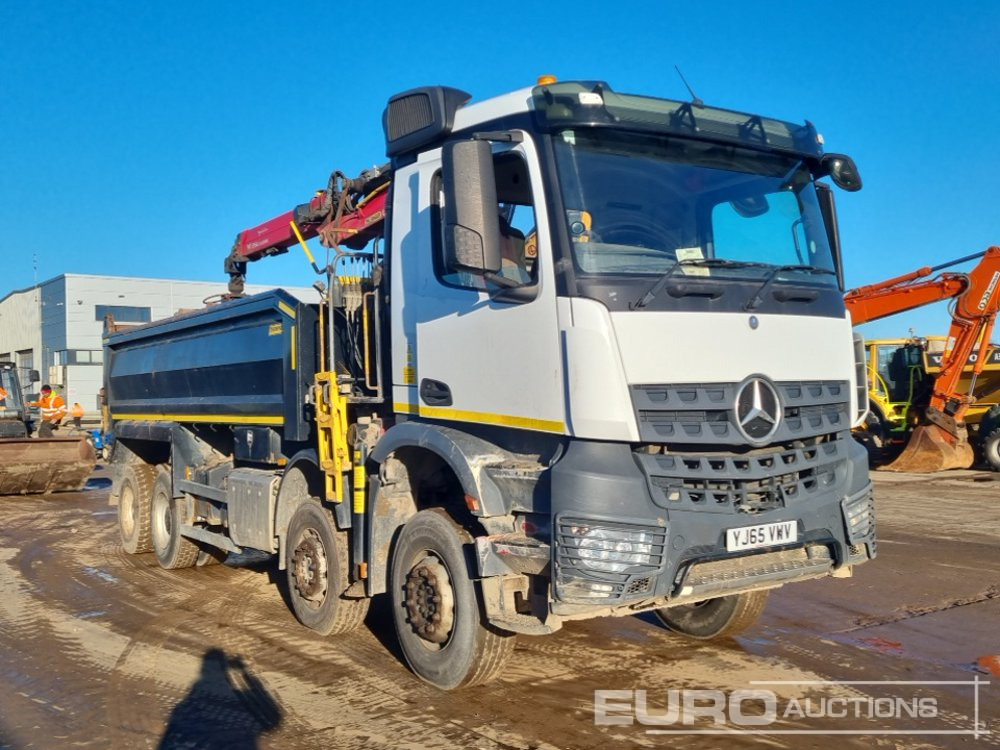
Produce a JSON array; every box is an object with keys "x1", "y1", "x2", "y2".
[
  {"x1": 150, "y1": 470, "x2": 199, "y2": 569},
  {"x1": 285, "y1": 501, "x2": 369, "y2": 635},
  {"x1": 390, "y1": 509, "x2": 515, "y2": 689},
  {"x1": 196, "y1": 547, "x2": 228, "y2": 567},
  {"x1": 118, "y1": 463, "x2": 157, "y2": 554},
  {"x1": 654, "y1": 590, "x2": 770, "y2": 640}
]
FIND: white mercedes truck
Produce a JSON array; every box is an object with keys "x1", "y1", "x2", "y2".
[{"x1": 106, "y1": 78, "x2": 874, "y2": 690}]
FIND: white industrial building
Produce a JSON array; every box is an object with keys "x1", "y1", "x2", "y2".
[{"x1": 0, "y1": 274, "x2": 316, "y2": 419}]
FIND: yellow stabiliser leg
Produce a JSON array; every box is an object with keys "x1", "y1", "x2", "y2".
[
  {"x1": 883, "y1": 424, "x2": 976, "y2": 473},
  {"x1": 314, "y1": 372, "x2": 351, "y2": 501}
]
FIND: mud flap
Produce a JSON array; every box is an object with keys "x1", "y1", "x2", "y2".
[
  {"x1": 0, "y1": 437, "x2": 96, "y2": 494},
  {"x1": 883, "y1": 425, "x2": 975, "y2": 473}
]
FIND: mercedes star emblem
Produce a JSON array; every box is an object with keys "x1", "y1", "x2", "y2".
[{"x1": 734, "y1": 377, "x2": 781, "y2": 444}]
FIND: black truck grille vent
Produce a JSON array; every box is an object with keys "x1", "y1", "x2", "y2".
[
  {"x1": 631, "y1": 380, "x2": 849, "y2": 445},
  {"x1": 638, "y1": 434, "x2": 849, "y2": 514}
]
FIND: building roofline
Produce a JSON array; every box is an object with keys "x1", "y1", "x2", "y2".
[{"x1": 1, "y1": 272, "x2": 314, "y2": 305}]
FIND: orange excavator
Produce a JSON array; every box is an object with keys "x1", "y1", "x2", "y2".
[{"x1": 844, "y1": 246, "x2": 1000, "y2": 471}]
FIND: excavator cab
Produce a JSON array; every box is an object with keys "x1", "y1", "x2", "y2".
[{"x1": 0, "y1": 363, "x2": 30, "y2": 438}]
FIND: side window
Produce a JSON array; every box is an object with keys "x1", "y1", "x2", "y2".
[{"x1": 433, "y1": 150, "x2": 538, "y2": 289}]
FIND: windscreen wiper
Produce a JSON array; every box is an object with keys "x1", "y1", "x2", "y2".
[
  {"x1": 632, "y1": 259, "x2": 770, "y2": 309},
  {"x1": 744, "y1": 264, "x2": 836, "y2": 311}
]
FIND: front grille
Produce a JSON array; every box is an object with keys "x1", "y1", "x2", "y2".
[
  {"x1": 554, "y1": 519, "x2": 667, "y2": 603},
  {"x1": 631, "y1": 380, "x2": 849, "y2": 445},
  {"x1": 626, "y1": 577, "x2": 653, "y2": 595},
  {"x1": 637, "y1": 433, "x2": 850, "y2": 514}
]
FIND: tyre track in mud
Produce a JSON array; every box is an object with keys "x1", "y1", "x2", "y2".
[{"x1": 1, "y1": 476, "x2": 997, "y2": 749}]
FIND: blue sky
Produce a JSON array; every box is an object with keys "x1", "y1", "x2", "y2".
[{"x1": 1, "y1": 1, "x2": 998, "y2": 339}]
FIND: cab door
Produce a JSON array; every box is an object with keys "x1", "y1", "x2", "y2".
[{"x1": 393, "y1": 135, "x2": 566, "y2": 436}]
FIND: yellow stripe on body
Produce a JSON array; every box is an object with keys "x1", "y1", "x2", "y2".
[
  {"x1": 112, "y1": 413, "x2": 284, "y2": 425},
  {"x1": 392, "y1": 402, "x2": 564, "y2": 433},
  {"x1": 290, "y1": 325, "x2": 297, "y2": 370},
  {"x1": 277, "y1": 301, "x2": 297, "y2": 319}
]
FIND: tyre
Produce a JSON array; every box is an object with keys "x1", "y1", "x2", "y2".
[
  {"x1": 196, "y1": 546, "x2": 228, "y2": 567},
  {"x1": 150, "y1": 469, "x2": 199, "y2": 569},
  {"x1": 390, "y1": 509, "x2": 515, "y2": 690},
  {"x1": 118, "y1": 462, "x2": 157, "y2": 554},
  {"x1": 983, "y1": 428, "x2": 1000, "y2": 472},
  {"x1": 858, "y1": 406, "x2": 889, "y2": 466},
  {"x1": 285, "y1": 501, "x2": 369, "y2": 635},
  {"x1": 654, "y1": 590, "x2": 770, "y2": 640}
]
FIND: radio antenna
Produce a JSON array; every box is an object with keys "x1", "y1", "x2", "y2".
[{"x1": 674, "y1": 65, "x2": 704, "y2": 108}]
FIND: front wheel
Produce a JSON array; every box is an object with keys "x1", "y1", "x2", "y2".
[
  {"x1": 285, "y1": 501, "x2": 369, "y2": 635},
  {"x1": 983, "y1": 428, "x2": 1000, "y2": 472},
  {"x1": 654, "y1": 590, "x2": 770, "y2": 640},
  {"x1": 390, "y1": 509, "x2": 515, "y2": 690},
  {"x1": 858, "y1": 406, "x2": 890, "y2": 466}
]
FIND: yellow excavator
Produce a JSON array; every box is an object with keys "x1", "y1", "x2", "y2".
[
  {"x1": 0, "y1": 361, "x2": 95, "y2": 494},
  {"x1": 861, "y1": 336, "x2": 1000, "y2": 469},
  {"x1": 845, "y1": 246, "x2": 1000, "y2": 471}
]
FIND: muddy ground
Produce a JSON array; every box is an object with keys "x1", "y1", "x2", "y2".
[{"x1": 0, "y1": 469, "x2": 997, "y2": 749}]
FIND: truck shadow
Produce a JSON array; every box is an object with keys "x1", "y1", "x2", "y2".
[
  {"x1": 158, "y1": 647, "x2": 282, "y2": 750},
  {"x1": 262, "y1": 557, "x2": 408, "y2": 665}
]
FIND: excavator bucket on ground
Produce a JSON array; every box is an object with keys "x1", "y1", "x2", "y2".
[
  {"x1": 0, "y1": 437, "x2": 96, "y2": 495},
  {"x1": 882, "y1": 424, "x2": 975, "y2": 473}
]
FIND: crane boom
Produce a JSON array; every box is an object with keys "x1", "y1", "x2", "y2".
[{"x1": 223, "y1": 164, "x2": 391, "y2": 296}]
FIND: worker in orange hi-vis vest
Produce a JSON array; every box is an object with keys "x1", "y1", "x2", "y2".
[
  {"x1": 30, "y1": 385, "x2": 67, "y2": 437},
  {"x1": 71, "y1": 402, "x2": 85, "y2": 430}
]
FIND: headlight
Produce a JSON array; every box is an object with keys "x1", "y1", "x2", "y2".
[
  {"x1": 567, "y1": 525, "x2": 656, "y2": 574},
  {"x1": 841, "y1": 487, "x2": 874, "y2": 541}
]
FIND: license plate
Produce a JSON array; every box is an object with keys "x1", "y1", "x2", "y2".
[{"x1": 726, "y1": 520, "x2": 797, "y2": 552}]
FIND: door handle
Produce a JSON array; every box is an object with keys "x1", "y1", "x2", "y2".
[{"x1": 419, "y1": 378, "x2": 453, "y2": 407}]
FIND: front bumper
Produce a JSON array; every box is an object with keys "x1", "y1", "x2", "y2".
[{"x1": 547, "y1": 436, "x2": 875, "y2": 614}]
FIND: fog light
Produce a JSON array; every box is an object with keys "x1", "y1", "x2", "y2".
[{"x1": 567, "y1": 525, "x2": 656, "y2": 574}]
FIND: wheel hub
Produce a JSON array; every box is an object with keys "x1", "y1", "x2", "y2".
[
  {"x1": 403, "y1": 555, "x2": 455, "y2": 644},
  {"x1": 121, "y1": 486, "x2": 135, "y2": 535},
  {"x1": 291, "y1": 530, "x2": 328, "y2": 602}
]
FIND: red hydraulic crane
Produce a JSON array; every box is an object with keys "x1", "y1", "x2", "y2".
[
  {"x1": 224, "y1": 165, "x2": 391, "y2": 296},
  {"x1": 844, "y1": 245, "x2": 1000, "y2": 471}
]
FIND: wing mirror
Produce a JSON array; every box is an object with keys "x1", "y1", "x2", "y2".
[
  {"x1": 820, "y1": 153, "x2": 862, "y2": 192},
  {"x1": 441, "y1": 140, "x2": 501, "y2": 276}
]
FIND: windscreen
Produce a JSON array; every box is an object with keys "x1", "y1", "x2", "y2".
[
  {"x1": 0, "y1": 368, "x2": 23, "y2": 413},
  {"x1": 552, "y1": 129, "x2": 836, "y2": 286}
]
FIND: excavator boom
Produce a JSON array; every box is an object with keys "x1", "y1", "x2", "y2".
[{"x1": 846, "y1": 246, "x2": 1000, "y2": 471}]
